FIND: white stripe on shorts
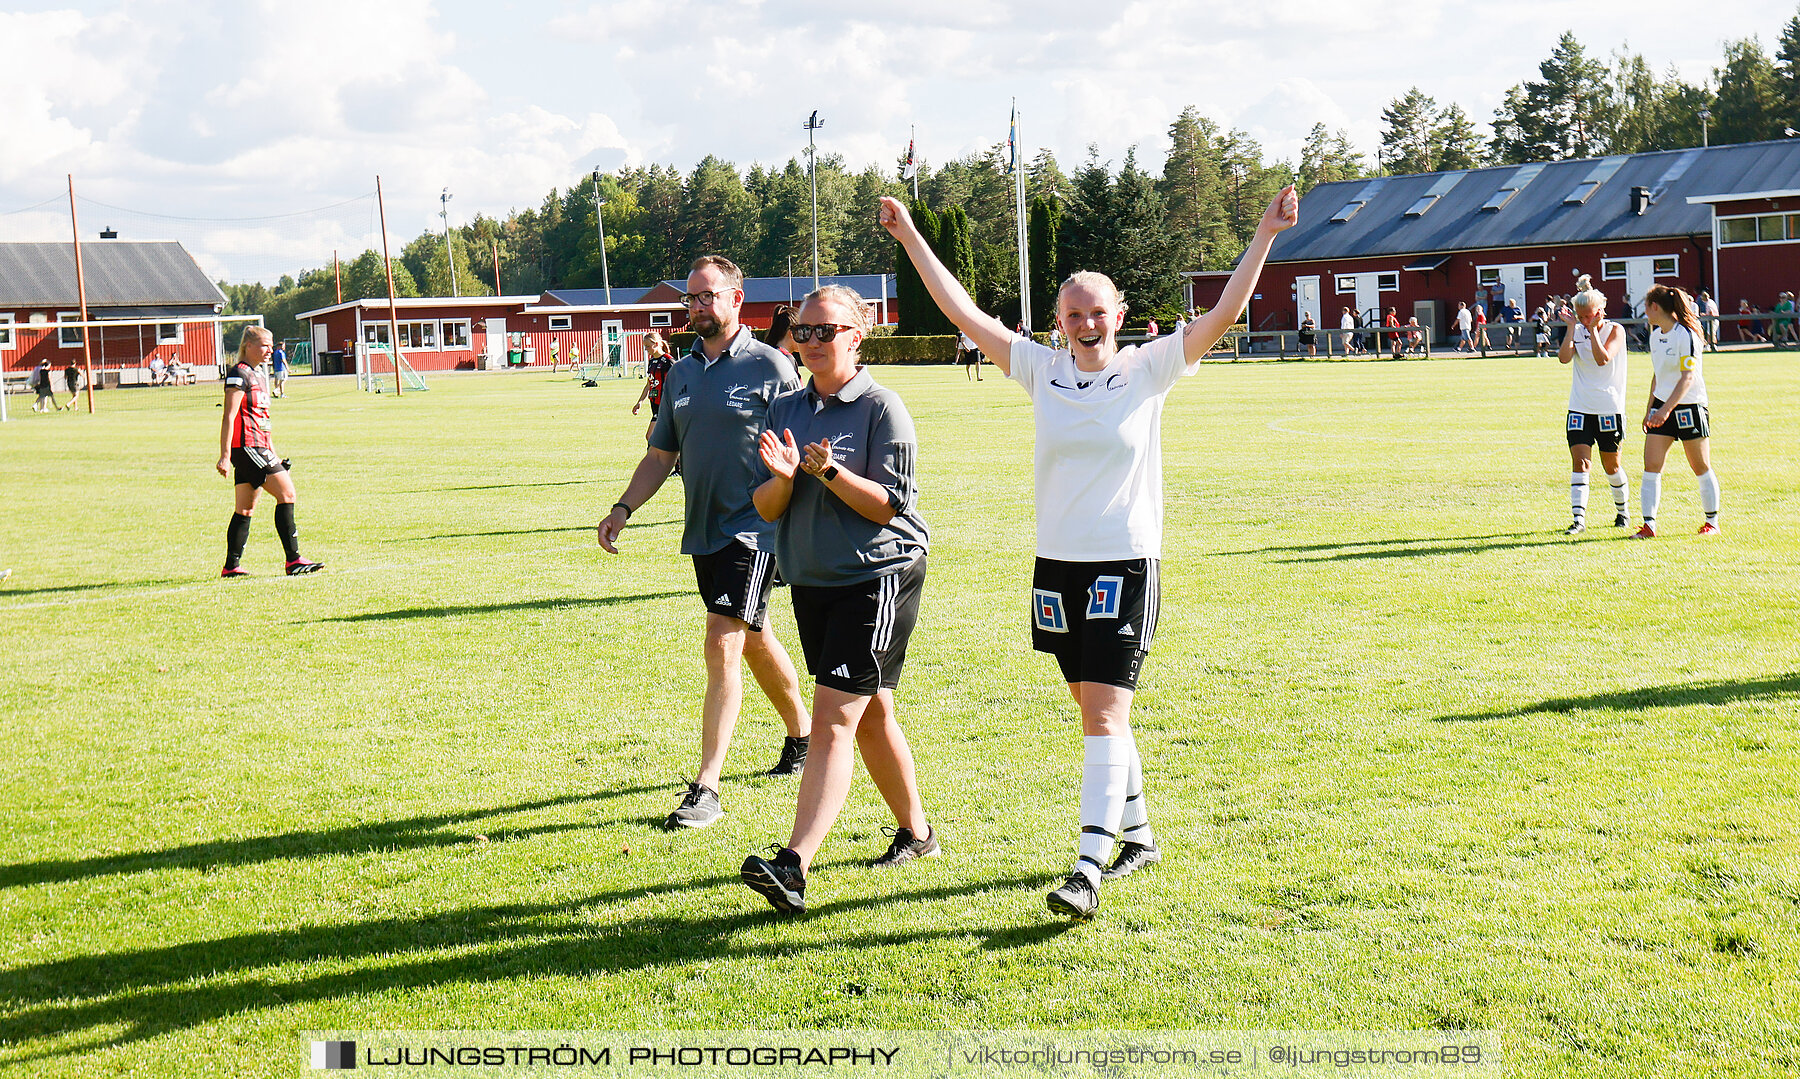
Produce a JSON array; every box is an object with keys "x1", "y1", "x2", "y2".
[
  {"x1": 873, "y1": 570, "x2": 900, "y2": 651},
  {"x1": 740, "y1": 550, "x2": 771, "y2": 623}
]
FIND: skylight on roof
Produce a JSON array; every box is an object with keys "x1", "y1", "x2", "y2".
[
  {"x1": 1403, "y1": 172, "x2": 1466, "y2": 217},
  {"x1": 1330, "y1": 179, "x2": 1386, "y2": 223},
  {"x1": 1562, "y1": 156, "x2": 1628, "y2": 205},
  {"x1": 1481, "y1": 162, "x2": 1547, "y2": 212}
]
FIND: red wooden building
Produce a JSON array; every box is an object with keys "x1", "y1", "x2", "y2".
[
  {"x1": 1184, "y1": 139, "x2": 1800, "y2": 341},
  {"x1": 1, "y1": 241, "x2": 226, "y2": 384}
]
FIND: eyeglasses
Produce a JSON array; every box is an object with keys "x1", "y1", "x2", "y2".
[
  {"x1": 680, "y1": 288, "x2": 738, "y2": 307},
  {"x1": 789, "y1": 323, "x2": 857, "y2": 343}
]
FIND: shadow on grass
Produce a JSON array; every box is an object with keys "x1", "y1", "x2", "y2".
[
  {"x1": 1210, "y1": 532, "x2": 1534, "y2": 558},
  {"x1": 0, "y1": 579, "x2": 182, "y2": 598},
  {"x1": 415, "y1": 480, "x2": 594, "y2": 493},
  {"x1": 1436, "y1": 672, "x2": 1800, "y2": 722},
  {"x1": 0, "y1": 789, "x2": 674, "y2": 891},
  {"x1": 419, "y1": 519, "x2": 676, "y2": 540},
  {"x1": 1271, "y1": 534, "x2": 1567, "y2": 563},
  {"x1": 311, "y1": 591, "x2": 687, "y2": 623},
  {"x1": 0, "y1": 872, "x2": 1053, "y2": 1056}
]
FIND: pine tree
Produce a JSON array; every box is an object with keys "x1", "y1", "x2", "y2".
[
  {"x1": 1380, "y1": 88, "x2": 1440, "y2": 174},
  {"x1": 1028, "y1": 195, "x2": 1060, "y2": 332},
  {"x1": 1108, "y1": 149, "x2": 1181, "y2": 320},
  {"x1": 1160, "y1": 107, "x2": 1227, "y2": 273},
  {"x1": 1713, "y1": 37, "x2": 1785, "y2": 144},
  {"x1": 1490, "y1": 33, "x2": 1614, "y2": 163},
  {"x1": 1779, "y1": 11, "x2": 1800, "y2": 130},
  {"x1": 1433, "y1": 105, "x2": 1480, "y2": 170},
  {"x1": 678, "y1": 156, "x2": 758, "y2": 268}
]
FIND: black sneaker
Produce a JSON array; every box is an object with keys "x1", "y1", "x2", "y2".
[
  {"x1": 869, "y1": 825, "x2": 940, "y2": 869},
  {"x1": 741, "y1": 846, "x2": 806, "y2": 913},
  {"x1": 1564, "y1": 520, "x2": 1585, "y2": 536},
  {"x1": 664, "y1": 779, "x2": 722, "y2": 830},
  {"x1": 1613, "y1": 513, "x2": 1629, "y2": 528},
  {"x1": 1100, "y1": 841, "x2": 1162, "y2": 881},
  {"x1": 766, "y1": 735, "x2": 808, "y2": 776},
  {"x1": 1046, "y1": 871, "x2": 1099, "y2": 919}
]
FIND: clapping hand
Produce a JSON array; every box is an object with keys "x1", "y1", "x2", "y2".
[
  {"x1": 800, "y1": 438, "x2": 834, "y2": 477},
  {"x1": 760, "y1": 428, "x2": 801, "y2": 479}
]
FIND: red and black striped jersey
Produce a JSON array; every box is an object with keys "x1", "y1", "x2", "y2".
[{"x1": 225, "y1": 362, "x2": 274, "y2": 449}]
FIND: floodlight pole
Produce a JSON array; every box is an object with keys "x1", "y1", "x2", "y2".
[
  {"x1": 1699, "y1": 107, "x2": 1711, "y2": 148},
  {"x1": 590, "y1": 170, "x2": 613, "y2": 304},
  {"x1": 67, "y1": 175, "x2": 96, "y2": 413},
  {"x1": 376, "y1": 175, "x2": 404, "y2": 397},
  {"x1": 440, "y1": 187, "x2": 458, "y2": 297},
  {"x1": 804, "y1": 110, "x2": 824, "y2": 289}
]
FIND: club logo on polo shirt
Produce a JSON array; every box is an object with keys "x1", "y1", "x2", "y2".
[
  {"x1": 821, "y1": 432, "x2": 856, "y2": 454},
  {"x1": 673, "y1": 396, "x2": 691, "y2": 409},
  {"x1": 725, "y1": 384, "x2": 757, "y2": 410}
]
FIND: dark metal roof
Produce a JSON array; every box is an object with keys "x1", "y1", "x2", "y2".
[
  {"x1": 654, "y1": 273, "x2": 897, "y2": 305},
  {"x1": 542, "y1": 286, "x2": 655, "y2": 305},
  {"x1": 0, "y1": 241, "x2": 226, "y2": 308},
  {"x1": 1268, "y1": 139, "x2": 1800, "y2": 264}
]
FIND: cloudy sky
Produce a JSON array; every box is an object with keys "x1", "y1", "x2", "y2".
[{"x1": 0, "y1": 0, "x2": 1787, "y2": 283}]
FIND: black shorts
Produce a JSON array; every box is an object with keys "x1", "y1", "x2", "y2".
[
  {"x1": 1646, "y1": 399, "x2": 1709, "y2": 440},
  {"x1": 1030, "y1": 557, "x2": 1160, "y2": 691},
  {"x1": 1566, "y1": 411, "x2": 1625, "y2": 453},
  {"x1": 790, "y1": 556, "x2": 926, "y2": 695},
  {"x1": 692, "y1": 540, "x2": 778, "y2": 631},
  {"x1": 231, "y1": 447, "x2": 288, "y2": 487}
]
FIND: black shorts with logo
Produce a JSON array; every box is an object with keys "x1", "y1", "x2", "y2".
[
  {"x1": 1030, "y1": 557, "x2": 1160, "y2": 691},
  {"x1": 231, "y1": 447, "x2": 288, "y2": 487},
  {"x1": 1646, "y1": 399, "x2": 1710, "y2": 441},
  {"x1": 790, "y1": 556, "x2": 926, "y2": 696},
  {"x1": 1566, "y1": 410, "x2": 1625, "y2": 452},
  {"x1": 692, "y1": 539, "x2": 778, "y2": 631}
]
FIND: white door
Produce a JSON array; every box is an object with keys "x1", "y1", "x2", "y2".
[
  {"x1": 1354, "y1": 274, "x2": 1381, "y2": 325},
  {"x1": 603, "y1": 320, "x2": 624, "y2": 366},
  {"x1": 310, "y1": 323, "x2": 327, "y2": 368},
  {"x1": 484, "y1": 319, "x2": 505, "y2": 365},
  {"x1": 1624, "y1": 259, "x2": 1655, "y2": 318},
  {"x1": 1295, "y1": 276, "x2": 1321, "y2": 333},
  {"x1": 1497, "y1": 266, "x2": 1527, "y2": 315}
]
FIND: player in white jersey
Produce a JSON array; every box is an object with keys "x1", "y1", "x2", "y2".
[
  {"x1": 880, "y1": 185, "x2": 1300, "y2": 919},
  {"x1": 1555, "y1": 275, "x2": 1631, "y2": 534},
  {"x1": 1632, "y1": 285, "x2": 1719, "y2": 538}
]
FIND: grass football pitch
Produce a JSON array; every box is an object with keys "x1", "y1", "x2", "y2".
[{"x1": 1, "y1": 354, "x2": 1796, "y2": 1077}]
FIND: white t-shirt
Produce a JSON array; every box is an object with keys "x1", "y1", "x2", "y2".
[
  {"x1": 1649, "y1": 323, "x2": 1707, "y2": 406},
  {"x1": 1456, "y1": 308, "x2": 1473, "y2": 332},
  {"x1": 1567, "y1": 322, "x2": 1628, "y2": 415},
  {"x1": 1340, "y1": 312, "x2": 1354, "y2": 331},
  {"x1": 1007, "y1": 332, "x2": 1192, "y2": 561}
]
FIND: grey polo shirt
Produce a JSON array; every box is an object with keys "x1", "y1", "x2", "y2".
[
  {"x1": 649, "y1": 327, "x2": 800, "y2": 555},
  {"x1": 759, "y1": 366, "x2": 929, "y2": 588}
]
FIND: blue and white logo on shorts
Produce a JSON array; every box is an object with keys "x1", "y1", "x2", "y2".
[
  {"x1": 1599, "y1": 414, "x2": 1618, "y2": 432},
  {"x1": 1087, "y1": 576, "x2": 1124, "y2": 618},
  {"x1": 1033, "y1": 589, "x2": 1068, "y2": 633},
  {"x1": 1567, "y1": 412, "x2": 1583, "y2": 431}
]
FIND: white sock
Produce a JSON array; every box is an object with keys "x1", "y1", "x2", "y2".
[
  {"x1": 1608, "y1": 470, "x2": 1630, "y2": 516},
  {"x1": 1118, "y1": 735, "x2": 1155, "y2": 849},
  {"x1": 1570, "y1": 472, "x2": 1589, "y2": 522},
  {"x1": 1075, "y1": 735, "x2": 1130, "y2": 884},
  {"x1": 1698, "y1": 470, "x2": 1720, "y2": 523},
  {"x1": 1641, "y1": 472, "x2": 1662, "y2": 527}
]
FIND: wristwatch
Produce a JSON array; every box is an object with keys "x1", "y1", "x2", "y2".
[{"x1": 820, "y1": 464, "x2": 840, "y2": 482}]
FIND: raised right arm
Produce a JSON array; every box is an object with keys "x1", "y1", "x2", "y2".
[{"x1": 879, "y1": 197, "x2": 1016, "y2": 375}]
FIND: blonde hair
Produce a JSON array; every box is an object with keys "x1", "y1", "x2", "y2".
[
  {"x1": 1057, "y1": 271, "x2": 1127, "y2": 314},
  {"x1": 800, "y1": 285, "x2": 874, "y2": 339},
  {"x1": 237, "y1": 325, "x2": 272, "y2": 364},
  {"x1": 1572, "y1": 274, "x2": 1607, "y2": 313}
]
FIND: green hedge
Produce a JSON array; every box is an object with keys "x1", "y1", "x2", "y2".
[{"x1": 859, "y1": 335, "x2": 957, "y2": 365}]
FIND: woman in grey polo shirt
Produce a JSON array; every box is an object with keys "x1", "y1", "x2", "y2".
[{"x1": 739, "y1": 285, "x2": 936, "y2": 915}]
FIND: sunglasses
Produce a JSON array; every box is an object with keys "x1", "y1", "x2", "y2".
[
  {"x1": 680, "y1": 288, "x2": 738, "y2": 307},
  {"x1": 789, "y1": 323, "x2": 857, "y2": 343}
]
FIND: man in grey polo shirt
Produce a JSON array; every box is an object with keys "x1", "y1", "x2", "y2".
[{"x1": 598, "y1": 255, "x2": 811, "y2": 830}]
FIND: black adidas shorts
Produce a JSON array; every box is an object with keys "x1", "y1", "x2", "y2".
[
  {"x1": 1645, "y1": 399, "x2": 1710, "y2": 441},
  {"x1": 231, "y1": 447, "x2": 288, "y2": 487},
  {"x1": 692, "y1": 539, "x2": 778, "y2": 631},
  {"x1": 1566, "y1": 410, "x2": 1625, "y2": 453},
  {"x1": 790, "y1": 556, "x2": 926, "y2": 696},
  {"x1": 1030, "y1": 557, "x2": 1160, "y2": 691}
]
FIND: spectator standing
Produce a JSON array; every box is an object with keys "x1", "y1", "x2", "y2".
[
  {"x1": 1454, "y1": 302, "x2": 1473, "y2": 352},
  {"x1": 1698, "y1": 291, "x2": 1720, "y2": 347},
  {"x1": 270, "y1": 341, "x2": 288, "y2": 397}
]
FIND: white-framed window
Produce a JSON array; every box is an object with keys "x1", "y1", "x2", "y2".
[
  {"x1": 1376, "y1": 272, "x2": 1399, "y2": 291},
  {"x1": 1478, "y1": 262, "x2": 1549, "y2": 286},
  {"x1": 649, "y1": 312, "x2": 672, "y2": 327},
  {"x1": 395, "y1": 320, "x2": 437, "y2": 349},
  {"x1": 441, "y1": 319, "x2": 470, "y2": 348},
  {"x1": 157, "y1": 322, "x2": 183, "y2": 344},
  {"x1": 363, "y1": 323, "x2": 391, "y2": 347},
  {"x1": 1717, "y1": 213, "x2": 1799, "y2": 246},
  {"x1": 1523, "y1": 264, "x2": 1547, "y2": 284},
  {"x1": 0, "y1": 313, "x2": 12, "y2": 349},
  {"x1": 1602, "y1": 260, "x2": 1627, "y2": 280},
  {"x1": 1334, "y1": 275, "x2": 1356, "y2": 293},
  {"x1": 58, "y1": 312, "x2": 83, "y2": 348},
  {"x1": 548, "y1": 314, "x2": 573, "y2": 331},
  {"x1": 1652, "y1": 256, "x2": 1678, "y2": 276},
  {"x1": 1477, "y1": 267, "x2": 1501, "y2": 286}
]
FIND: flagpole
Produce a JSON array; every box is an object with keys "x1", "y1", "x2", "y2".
[
  {"x1": 910, "y1": 125, "x2": 918, "y2": 202},
  {"x1": 1013, "y1": 102, "x2": 1032, "y2": 335}
]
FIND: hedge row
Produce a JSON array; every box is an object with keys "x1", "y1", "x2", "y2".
[{"x1": 667, "y1": 332, "x2": 995, "y2": 365}]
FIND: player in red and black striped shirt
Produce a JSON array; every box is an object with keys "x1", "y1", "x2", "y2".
[{"x1": 216, "y1": 326, "x2": 323, "y2": 577}]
